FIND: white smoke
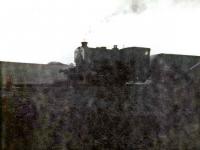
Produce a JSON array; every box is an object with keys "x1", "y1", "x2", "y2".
[
  {"x1": 86, "y1": 0, "x2": 200, "y2": 55},
  {"x1": 111, "y1": 0, "x2": 200, "y2": 15}
]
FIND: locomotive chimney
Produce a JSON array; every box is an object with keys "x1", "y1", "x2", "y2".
[
  {"x1": 81, "y1": 42, "x2": 88, "y2": 48},
  {"x1": 112, "y1": 45, "x2": 118, "y2": 50}
]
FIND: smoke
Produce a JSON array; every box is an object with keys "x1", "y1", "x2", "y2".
[
  {"x1": 100, "y1": 0, "x2": 200, "y2": 24},
  {"x1": 124, "y1": 0, "x2": 200, "y2": 14},
  {"x1": 130, "y1": 0, "x2": 148, "y2": 13}
]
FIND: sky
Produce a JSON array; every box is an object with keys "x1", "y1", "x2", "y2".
[{"x1": 0, "y1": 0, "x2": 200, "y2": 64}]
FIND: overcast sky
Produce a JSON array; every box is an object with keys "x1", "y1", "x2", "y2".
[{"x1": 0, "y1": 0, "x2": 200, "y2": 64}]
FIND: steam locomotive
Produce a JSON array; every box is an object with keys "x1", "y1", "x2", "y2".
[{"x1": 65, "y1": 42, "x2": 150, "y2": 86}]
